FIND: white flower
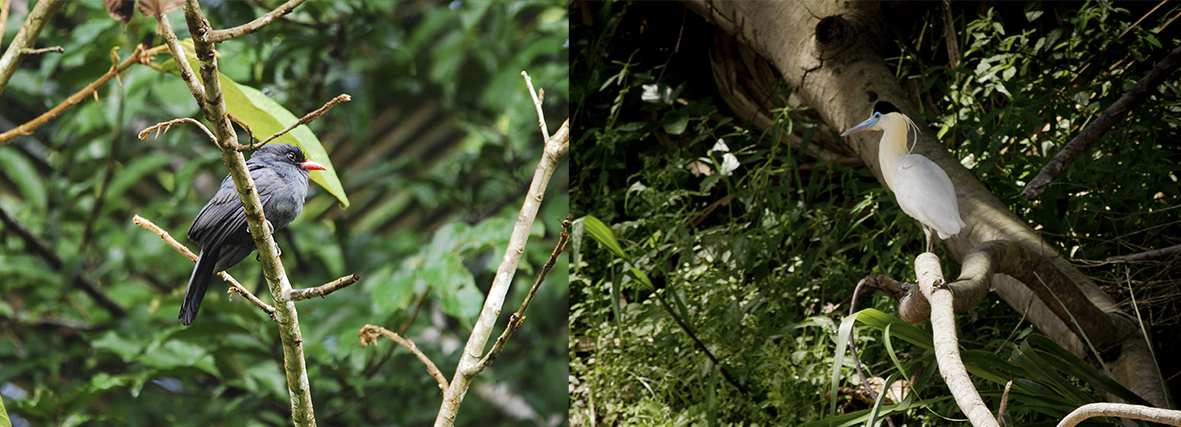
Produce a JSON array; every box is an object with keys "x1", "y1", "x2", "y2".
[
  {"x1": 719, "y1": 153, "x2": 740, "y2": 176},
  {"x1": 641, "y1": 84, "x2": 673, "y2": 105},
  {"x1": 710, "y1": 139, "x2": 729, "y2": 153}
]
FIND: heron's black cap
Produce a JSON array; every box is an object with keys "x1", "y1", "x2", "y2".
[{"x1": 873, "y1": 101, "x2": 901, "y2": 116}]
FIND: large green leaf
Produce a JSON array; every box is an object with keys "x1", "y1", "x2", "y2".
[
  {"x1": 161, "y1": 41, "x2": 349, "y2": 208},
  {"x1": 580, "y1": 215, "x2": 629, "y2": 260}
]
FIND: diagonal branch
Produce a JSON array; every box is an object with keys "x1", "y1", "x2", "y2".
[
  {"x1": 238, "y1": 93, "x2": 352, "y2": 151},
  {"x1": 359, "y1": 325, "x2": 448, "y2": 392},
  {"x1": 1, "y1": 45, "x2": 145, "y2": 144},
  {"x1": 434, "y1": 73, "x2": 569, "y2": 427},
  {"x1": 0, "y1": 0, "x2": 65, "y2": 95},
  {"x1": 1022, "y1": 43, "x2": 1181, "y2": 200},
  {"x1": 290, "y1": 274, "x2": 359, "y2": 301},
  {"x1": 132, "y1": 215, "x2": 276, "y2": 317},
  {"x1": 204, "y1": 0, "x2": 306, "y2": 43},
  {"x1": 478, "y1": 216, "x2": 571, "y2": 369}
]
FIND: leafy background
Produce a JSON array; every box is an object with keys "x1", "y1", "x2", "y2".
[
  {"x1": 570, "y1": 1, "x2": 1180, "y2": 425},
  {"x1": 0, "y1": 1, "x2": 567, "y2": 426}
]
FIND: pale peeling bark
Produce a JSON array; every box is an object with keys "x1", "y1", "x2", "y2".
[{"x1": 682, "y1": 0, "x2": 1168, "y2": 409}]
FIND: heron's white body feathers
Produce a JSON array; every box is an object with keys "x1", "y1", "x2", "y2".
[
  {"x1": 888, "y1": 154, "x2": 964, "y2": 238},
  {"x1": 874, "y1": 113, "x2": 965, "y2": 240}
]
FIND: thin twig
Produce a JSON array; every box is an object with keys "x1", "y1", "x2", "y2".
[
  {"x1": 1106, "y1": 243, "x2": 1181, "y2": 262},
  {"x1": 132, "y1": 215, "x2": 276, "y2": 316},
  {"x1": 1, "y1": 45, "x2": 145, "y2": 144},
  {"x1": 478, "y1": 216, "x2": 571, "y2": 369},
  {"x1": 241, "y1": 93, "x2": 352, "y2": 151},
  {"x1": 521, "y1": 71, "x2": 549, "y2": 142},
  {"x1": 359, "y1": 325, "x2": 449, "y2": 392},
  {"x1": 0, "y1": 0, "x2": 11, "y2": 48},
  {"x1": 361, "y1": 289, "x2": 430, "y2": 378},
  {"x1": 290, "y1": 274, "x2": 360, "y2": 301},
  {"x1": 20, "y1": 46, "x2": 63, "y2": 55},
  {"x1": 204, "y1": 0, "x2": 307, "y2": 43},
  {"x1": 138, "y1": 118, "x2": 218, "y2": 145}
]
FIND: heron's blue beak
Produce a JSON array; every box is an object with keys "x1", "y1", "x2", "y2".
[{"x1": 840, "y1": 115, "x2": 879, "y2": 137}]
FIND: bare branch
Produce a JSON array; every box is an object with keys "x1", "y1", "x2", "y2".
[
  {"x1": 138, "y1": 118, "x2": 217, "y2": 145},
  {"x1": 242, "y1": 93, "x2": 352, "y2": 151},
  {"x1": 1057, "y1": 403, "x2": 1181, "y2": 427},
  {"x1": 290, "y1": 274, "x2": 359, "y2": 301},
  {"x1": 204, "y1": 0, "x2": 306, "y2": 43},
  {"x1": 359, "y1": 325, "x2": 448, "y2": 392},
  {"x1": 20, "y1": 46, "x2": 62, "y2": 55},
  {"x1": 1022, "y1": 43, "x2": 1181, "y2": 200},
  {"x1": 1105, "y1": 243, "x2": 1181, "y2": 262},
  {"x1": 176, "y1": 2, "x2": 316, "y2": 423},
  {"x1": 1, "y1": 45, "x2": 145, "y2": 144},
  {"x1": 156, "y1": 13, "x2": 205, "y2": 106},
  {"x1": 132, "y1": 215, "x2": 276, "y2": 316},
  {"x1": 479, "y1": 216, "x2": 571, "y2": 369},
  {"x1": 521, "y1": 71, "x2": 549, "y2": 141},
  {"x1": 0, "y1": 0, "x2": 64, "y2": 95},
  {"x1": 435, "y1": 79, "x2": 570, "y2": 427},
  {"x1": 915, "y1": 253, "x2": 997, "y2": 427}
]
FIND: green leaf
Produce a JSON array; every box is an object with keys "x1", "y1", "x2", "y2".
[
  {"x1": 161, "y1": 42, "x2": 350, "y2": 208},
  {"x1": 581, "y1": 215, "x2": 629, "y2": 260},
  {"x1": 420, "y1": 252, "x2": 474, "y2": 293},
  {"x1": 227, "y1": 81, "x2": 349, "y2": 208},
  {"x1": 0, "y1": 147, "x2": 47, "y2": 209},
  {"x1": 370, "y1": 264, "x2": 417, "y2": 312},
  {"x1": 663, "y1": 112, "x2": 689, "y2": 135},
  {"x1": 441, "y1": 283, "x2": 484, "y2": 324}
]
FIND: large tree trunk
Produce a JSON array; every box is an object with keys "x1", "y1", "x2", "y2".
[{"x1": 682, "y1": 0, "x2": 1168, "y2": 408}]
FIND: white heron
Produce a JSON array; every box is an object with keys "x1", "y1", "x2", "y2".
[{"x1": 841, "y1": 101, "x2": 965, "y2": 252}]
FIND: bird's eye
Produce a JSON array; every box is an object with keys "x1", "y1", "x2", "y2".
[
  {"x1": 874, "y1": 112, "x2": 881, "y2": 118},
  {"x1": 287, "y1": 153, "x2": 296, "y2": 161}
]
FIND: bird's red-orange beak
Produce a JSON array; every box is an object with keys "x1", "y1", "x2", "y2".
[{"x1": 300, "y1": 159, "x2": 327, "y2": 171}]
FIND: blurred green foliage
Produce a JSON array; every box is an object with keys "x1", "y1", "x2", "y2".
[
  {"x1": 570, "y1": 1, "x2": 1178, "y2": 426},
  {"x1": 0, "y1": 1, "x2": 567, "y2": 426}
]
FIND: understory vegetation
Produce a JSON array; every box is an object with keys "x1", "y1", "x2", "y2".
[{"x1": 569, "y1": 1, "x2": 1180, "y2": 425}]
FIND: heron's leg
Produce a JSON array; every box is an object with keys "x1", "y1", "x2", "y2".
[{"x1": 922, "y1": 225, "x2": 935, "y2": 253}]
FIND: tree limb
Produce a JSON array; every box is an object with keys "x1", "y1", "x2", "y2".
[
  {"x1": 434, "y1": 73, "x2": 569, "y2": 427},
  {"x1": 162, "y1": 1, "x2": 318, "y2": 424},
  {"x1": 915, "y1": 253, "x2": 997, "y2": 427},
  {"x1": 1057, "y1": 403, "x2": 1181, "y2": 427},
  {"x1": 0, "y1": 0, "x2": 64, "y2": 95},
  {"x1": 1, "y1": 45, "x2": 145, "y2": 144}
]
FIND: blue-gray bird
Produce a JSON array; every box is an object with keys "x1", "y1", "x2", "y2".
[{"x1": 181, "y1": 143, "x2": 325, "y2": 325}]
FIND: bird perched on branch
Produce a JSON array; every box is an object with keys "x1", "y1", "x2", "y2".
[
  {"x1": 181, "y1": 143, "x2": 326, "y2": 325},
  {"x1": 841, "y1": 101, "x2": 964, "y2": 252}
]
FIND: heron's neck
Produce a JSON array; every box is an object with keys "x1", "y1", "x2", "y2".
[{"x1": 877, "y1": 114, "x2": 912, "y2": 190}]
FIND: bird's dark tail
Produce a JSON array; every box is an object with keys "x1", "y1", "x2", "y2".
[{"x1": 181, "y1": 247, "x2": 217, "y2": 325}]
